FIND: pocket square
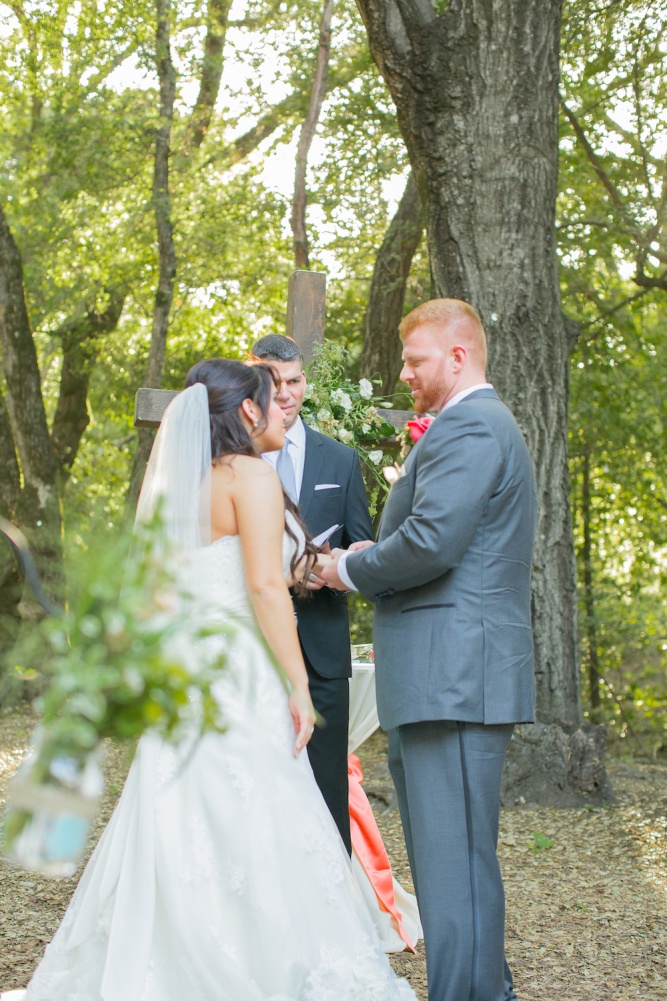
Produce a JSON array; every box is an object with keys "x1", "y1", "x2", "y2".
[
  {"x1": 315, "y1": 483, "x2": 340, "y2": 490},
  {"x1": 383, "y1": 463, "x2": 406, "y2": 485}
]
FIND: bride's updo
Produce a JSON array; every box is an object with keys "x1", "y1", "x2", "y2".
[
  {"x1": 184, "y1": 358, "x2": 317, "y2": 588},
  {"x1": 185, "y1": 358, "x2": 275, "y2": 461}
]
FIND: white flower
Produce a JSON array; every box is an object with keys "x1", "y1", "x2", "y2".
[
  {"x1": 361, "y1": 423, "x2": 371, "y2": 435},
  {"x1": 331, "y1": 388, "x2": 353, "y2": 412},
  {"x1": 358, "y1": 378, "x2": 373, "y2": 399},
  {"x1": 317, "y1": 408, "x2": 332, "y2": 423},
  {"x1": 337, "y1": 427, "x2": 353, "y2": 443},
  {"x1": 367, "y1": 449, "x2": 383, "y2": 465}
]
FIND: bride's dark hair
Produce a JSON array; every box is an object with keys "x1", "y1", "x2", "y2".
[{"x1": 184, "y1": 358, "x2": 316, "y2": 589}]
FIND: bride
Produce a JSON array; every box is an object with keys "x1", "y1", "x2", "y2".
[{"x1": 19, "y1": 358, "x2": 416, "y2": 1001}]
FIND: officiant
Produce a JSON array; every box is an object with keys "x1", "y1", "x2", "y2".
[{"x1": 251, "y1": 334, "x2": 373, "y2": 855}]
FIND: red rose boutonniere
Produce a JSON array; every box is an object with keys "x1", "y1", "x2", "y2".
[
  {"x1": 406, "y1": 415, "x2": 434, "y2": 443},
  {"x1": 396, "y1": 414, "x2": 435, "y2": 463}
]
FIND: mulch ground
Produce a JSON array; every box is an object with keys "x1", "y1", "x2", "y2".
[{"x1": 1, "y1": 705, "x2": 666, "y2": 1000}]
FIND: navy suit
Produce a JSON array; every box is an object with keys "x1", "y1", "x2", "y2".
[{"x1": 294, "y1": 423, "x2": 373, "y2": 854}]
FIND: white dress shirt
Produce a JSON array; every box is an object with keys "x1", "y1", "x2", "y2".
[
  {"x1": 337, "y1": 384, "x2": 494, "y2": 590},
  {"x1": 263, "y1": 415, "x2": 306, "y2": 500}
]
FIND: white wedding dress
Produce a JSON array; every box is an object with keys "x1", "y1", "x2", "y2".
[{"x1": 22, "y1": 527, "x2": 416, "y2": 1001}]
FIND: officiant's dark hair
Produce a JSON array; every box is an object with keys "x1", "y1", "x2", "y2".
[
  {"x1": 185, "y1": 358, "x2": 275, "y2": 461},
  {"x1": 184, "y1": 358, "x2": 317, "y2": 590}
]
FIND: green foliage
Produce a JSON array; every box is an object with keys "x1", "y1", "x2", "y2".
[
  {"x1": 530, "y1": 831, "x2": 554, "y2": 852},
  {"x1": 302, "y1": 341, "x2": 396, "y2": 515},
  {"x1": 6, "y1": 515, "x2": 232, "y2": 767},
  {"x1": 560, "y1": 0, "x2": 667, "y2": 757}
]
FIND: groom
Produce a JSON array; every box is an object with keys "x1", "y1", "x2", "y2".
[
  {"x1": 321, "y1": 299, "x2": 537, "y2": 1001},
  {"x1": 251, "y1": 333, "x2": 373, "y2": 856}
]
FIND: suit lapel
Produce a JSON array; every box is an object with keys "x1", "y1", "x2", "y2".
[{"x1": 299, "y1": 424, "x2": 325, "y2": 523}]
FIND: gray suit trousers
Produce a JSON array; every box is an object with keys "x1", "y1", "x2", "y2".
[{"x1": 389, "y1": 720, "x2": 515, "y2": 1001}]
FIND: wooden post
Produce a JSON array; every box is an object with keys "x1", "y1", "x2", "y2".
[
  {"x1": 285, "y1": 270, "x2": 326, "y2": 366},
  {"x1": 134, "y1": 269, "x2": 414, "y2": 430}
]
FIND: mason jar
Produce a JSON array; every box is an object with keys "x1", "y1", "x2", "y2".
[{"x1": 3, "y1": 730, "x2": 104, "y2": 878}]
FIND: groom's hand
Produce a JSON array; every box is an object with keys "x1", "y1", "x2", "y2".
[{"x1": 319, "y1": 548, "x2": 350, "y2": 591}]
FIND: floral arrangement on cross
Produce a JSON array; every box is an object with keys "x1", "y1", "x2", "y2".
[{"x1": 300, "y1": 342, "x2": 397, "y2": 514}]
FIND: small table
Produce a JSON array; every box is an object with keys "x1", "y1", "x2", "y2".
[{"x1": 349, "y1": 655, "x2": 378, "y2": 754}]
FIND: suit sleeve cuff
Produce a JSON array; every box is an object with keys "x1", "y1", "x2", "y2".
[{"x1": 337, "y1": 551, "x2": 358, "y2": 591}]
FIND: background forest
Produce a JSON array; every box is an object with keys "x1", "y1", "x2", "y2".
[{"x1": 0, "y1": 0, "x2": 666, "y2": 761}]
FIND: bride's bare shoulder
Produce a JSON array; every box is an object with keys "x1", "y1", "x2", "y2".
[{"x1": 212, "y1": 454, "x2": 278, "y2": 485}]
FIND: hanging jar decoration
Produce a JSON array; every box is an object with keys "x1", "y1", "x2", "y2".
[{"x1": 3, "y1": 730, "x2": 104, "y2": 878}]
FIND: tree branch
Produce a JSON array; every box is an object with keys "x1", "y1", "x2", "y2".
[
  {"x1": 291, "y1": 0, "x2": 333, "y2": 269},
  {"x1": 560, "y1": 98, "x2": 639, "y2": 234},
  {"x1": 185, "y1": 0, "x2": 233, "y2": 151}
]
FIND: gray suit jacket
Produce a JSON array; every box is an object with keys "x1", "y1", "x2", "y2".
[{"x1": 346, "y1": 389, "x2": 537, "y2": 730}]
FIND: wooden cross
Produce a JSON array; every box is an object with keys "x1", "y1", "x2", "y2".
[{"x1": 134, "y1": 270, "x2": 411, "y2": 431}]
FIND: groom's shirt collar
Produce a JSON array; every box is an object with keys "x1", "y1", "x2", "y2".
[{"x1": 441, "y1": 383, "x2": 493, "y2": 412}]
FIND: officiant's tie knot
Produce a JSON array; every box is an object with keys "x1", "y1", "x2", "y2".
[{"x1": 277, "y1": 442, "x2": 297, "y2": 504}]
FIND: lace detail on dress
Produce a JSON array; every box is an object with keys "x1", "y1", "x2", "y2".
[
  {"x1": 304, "y1": 936, "x2": 414, "y2": 1000},
  {"x1": 303, "y1": 812, "x2": 348, "y2": 905},
  {"x1": 181, "y1": 813, "x2": 219, "y2": 885},
  {"x1": 225, "y1": 753, "x2": 254, "y2": 810}
]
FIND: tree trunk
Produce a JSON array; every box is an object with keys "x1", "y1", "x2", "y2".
[
  {"x1": 0, "y1": 393, "x2": 21, "y2": 637},
  {"x1": 0, "y1": 392, "x2": 20, "y2": 520},
  {"x1": 52, "y1": 288, "x2": 127, "y2": 484},
  {"x1": 359, "y1": 172, "x2": 423, "y2": 394},
  {"x1": 126, "y1": 0, "x2": 177, "y2": 516},
  {"x1": 581, "y1": 445, "x2": 600, "y2": 709},
  {"x1": 291, "y1": 0, "x2": 333, "y2": 270},
  {"x1": 356, "y1": 0, "x2": 605, "y2": 800},
  {"x1": 0, "y1": 204, "x2": 62, "y2": 608}
]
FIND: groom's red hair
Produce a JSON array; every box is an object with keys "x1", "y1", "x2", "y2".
[{"x1": 399, "y1": 299, "x2": 487, "y2": 372}]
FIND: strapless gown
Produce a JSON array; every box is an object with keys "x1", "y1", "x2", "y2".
[{"x1": 22, "y1": 531, "x2": 416, "y2": 1001}]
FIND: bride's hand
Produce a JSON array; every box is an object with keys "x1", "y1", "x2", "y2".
[
  {"x1": 289, "y1": 552, "x2": 334, "y2": 591},
  {"x1": 289, "y1": 683, "x2": 317, "y2": 757}
]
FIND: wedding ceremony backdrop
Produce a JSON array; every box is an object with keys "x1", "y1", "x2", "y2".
[{"x1": 0, "y1": 0, "x2": 666, "y2": 794}]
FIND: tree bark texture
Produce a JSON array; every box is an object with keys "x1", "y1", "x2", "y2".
[
  {"x1": 359, "y1": 172, "x2": 423, "y2": 394},
  {"x1": 0, "y1": 205, "x2": 61, "y2": 554},
  {"x1": 580, "y1": 446, "x2": 600, "y2": 709},
  {"x1": 291, "y1": 0, "x2": 333, "y2": 270},
  {"x1": 0, "y1": 393, "x2": 20, "y2": 521},
  {"x1": 126, "y1": 0, "x2": 177, "y2": 515},
  {"x1": 52, "y1": 288, "x2": 127, "y2": 483},
  {"x1": 356, "y1": 0, "x2": 582, "y2": 732}
]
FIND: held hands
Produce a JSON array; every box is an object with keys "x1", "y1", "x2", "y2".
[
  {"x1": 317, "y1": 548, "x2": 348, "y2": 590},
  {"x1": 298, "y1": 540, "x2": 376, "y2": 591},
  {"x1": 289, "y1": 683, "x2": 317, "y2": 757},
  {"x1": 318, "y1": 540, "x2": 375, "y2": 590}
]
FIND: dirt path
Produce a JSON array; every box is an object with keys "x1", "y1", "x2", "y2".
[{"x1": 1, "y1": 706, "x2": 666, "y2": 1000}]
